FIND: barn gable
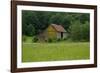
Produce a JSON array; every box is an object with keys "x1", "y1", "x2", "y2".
[
  {"x1": 37, "y1": 24, "x2": 67, "y2": 42},
  {"x1": 46, "y1": 24, "x2": 57, "y2": 39},
  {"x1": 50, "y1": 24, "x2": 66, "y2": 32},
  {"x1": 46, "y1": 24, "x2": 67, "y2": 39}
]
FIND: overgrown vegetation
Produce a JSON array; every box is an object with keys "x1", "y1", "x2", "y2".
[
  {"x1": 22, "y1": 42, "x2": 90, "y2": 62},
  {"x1": 22, "y1": 11, "x2": 90, "y2": 62},
  {"x1": 22, "y1": 35, "x2": 27, "y2": 42},
  {"x1": 32, "y1": 36, "x2": 38, "y2": 42},
  {"x1": 22, "y1": 11, "x2": 90, "y2": 42}
]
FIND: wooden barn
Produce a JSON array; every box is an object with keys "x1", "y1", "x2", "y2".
[{"x1": 37, "y1": 24, "x2": 67, "y2": 41}]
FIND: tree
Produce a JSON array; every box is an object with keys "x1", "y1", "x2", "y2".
[
  {"x1": 81, "y1": 21, "x2": 90, "y2": 41},
  {"x1": 22, "y1": 11, "x2": 35, "y2": 35},
  {"x1": 70, "y1": 21, "x2": 89, "y2": 41},
  {"x1": 25, "y1": 24, "x2": 35, "y2": 36},
  {"x1": 49, "y1": 13, "x2": 63, "y2": 24},
  {"x1": 22, "y1": 10, "x2": 90, "y2": 42},
  {"x1": 70, "y1": 21, "x2": 82, "y2": 41}
]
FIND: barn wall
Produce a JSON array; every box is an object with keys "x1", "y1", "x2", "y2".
[
  {"x1": 57, "y1": 32, "x2": 67, "y2": 39},
  {"x1": 63, "y1": 32, "x2": 67, "y2": 39},
  {"x1": 46, "y1": 25, "x2": 57, "y2": 39},
  {"x1": 57, "y1": 32, "x2": 61, "y2": 39}
]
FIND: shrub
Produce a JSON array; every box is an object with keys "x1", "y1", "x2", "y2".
[
  {"x1": 63, "y1": 38, "x2": 67, "y2": 40},
  {"x1": 48, "y1": 38, "x2": 53, "y2": 43},
  {"x1": 22, "y1": 35, "x2": 27, "y2": 42},
  {"x1": 32, "y1": 36, "x2": 38, "y2": 42},
  {"x1": 45, "y1": 39, "x2": 48, "y2": 42},
  {"x1": 52, "y1": 38, "x2": 57, "y2": 42},
  {"x1": 57, "y1": 38, "x2": 61, "y2": 41}
]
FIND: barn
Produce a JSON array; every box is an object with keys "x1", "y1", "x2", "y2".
[
  {"x1": 46, "y1": 24, "x2": 67, "y2": 39},
  {"x1": 37, "y1": 24, "x2": 67, "y2": 41}
]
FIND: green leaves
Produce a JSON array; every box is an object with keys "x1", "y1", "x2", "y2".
[
  {"x1": 25, "y1": 24, "x2": 35, "y2": 36},
  {"x1": 70, "y1": 21, "x2": 89, "y2": 41},
  {"x1": 22, "y1": 10, "x2": 90, "y2": 41}
]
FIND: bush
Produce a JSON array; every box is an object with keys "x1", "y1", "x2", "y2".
[
  {"x1": 45, "y1": 39, "x2": 48, "y2": 42},
  {"x1": 52, "y1": 38, "x2": 57, "y2": 42},
  {"x1": 32, "y1": 36, "x2": 38, "y2": 42},
  {"x1": 48, "y1": 38, "x2": 53, "y2": 43},
  {"x1": 57, "y1": 38, "x2": 61, "y2": 41},
  {"x1": 63, "y1": 38, "x2": 67, "y2": 40},
  {"x1": 22, "y1": 35, "x2": 27, "y2": 42}
]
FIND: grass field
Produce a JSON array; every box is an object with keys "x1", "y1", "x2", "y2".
[{"x1": 22, "y1": 42, "x2": 90, "y2": 62}]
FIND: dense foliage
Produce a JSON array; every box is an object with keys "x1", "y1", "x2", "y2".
[{"x1": 22, "y1": 10, "x2": 90, "y2": 41}]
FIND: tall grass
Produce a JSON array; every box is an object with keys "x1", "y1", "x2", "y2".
[{"x1": 22, "y1": 42, "x2": 90, "y2": 62}]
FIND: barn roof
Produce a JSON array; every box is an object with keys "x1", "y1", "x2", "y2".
[{"x1": 51, "y1": 24, "x2": 66, "y2": 32}]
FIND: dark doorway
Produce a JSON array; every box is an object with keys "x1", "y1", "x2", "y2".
[{"x1": 61, "y1": 32, "x2": 63, "y2": 38}]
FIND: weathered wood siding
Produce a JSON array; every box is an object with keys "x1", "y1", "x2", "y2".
[
  {"x1": 57, "y1": 32, "x2": 61, "y2": 39},
  {"x1": 63, "y1": 32, "x2": 67, "y2": 39},
  {"x1": 46, "y1": 25, "x2": 57, "y2": 39},
  {"x1": 57, "y1": 32, "x2": 67, "y2": 39}
]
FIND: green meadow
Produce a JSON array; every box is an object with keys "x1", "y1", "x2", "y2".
[
  {"x1": 22, "y1": 42, "x2": 90, "y2": 62},
  {"x1": 22, "y1": 11, "x2": 90, "y2": 62}
]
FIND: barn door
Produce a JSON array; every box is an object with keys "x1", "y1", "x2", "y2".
[{"x1": 61, "y1": 32, "x2": 63, "y2": 39}]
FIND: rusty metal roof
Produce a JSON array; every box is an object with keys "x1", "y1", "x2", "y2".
[{"x1": 51, "y1": 24, "x2": 66, "y2": 32}]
